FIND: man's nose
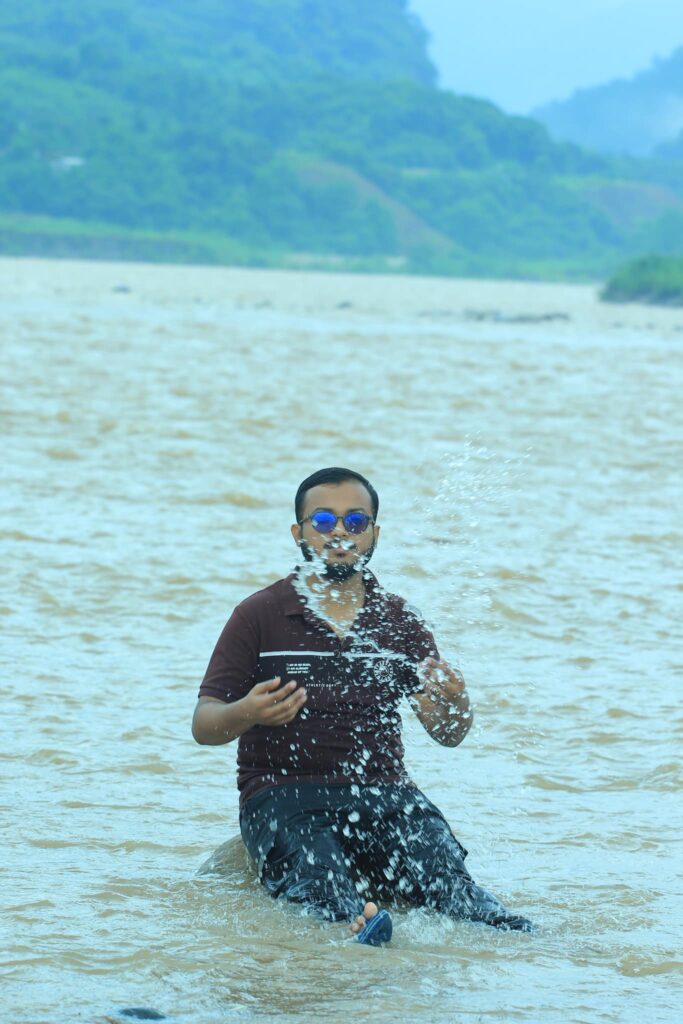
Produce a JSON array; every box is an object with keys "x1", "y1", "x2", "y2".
[{"x1": 330, "y1": 517, "x2": 348, "y2": 536}]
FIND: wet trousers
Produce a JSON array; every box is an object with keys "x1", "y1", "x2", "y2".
[{"x1": 240, "y1": 783, "x2": 532, "y2": 931}]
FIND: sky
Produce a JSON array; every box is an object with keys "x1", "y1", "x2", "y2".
[{"x1": 409, "y1": 0, "x2": 683, "y2": 113}]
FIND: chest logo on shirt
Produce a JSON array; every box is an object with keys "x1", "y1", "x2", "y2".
[{"x1": 286, "y1": 661, "x2": 312, "y2": 675}]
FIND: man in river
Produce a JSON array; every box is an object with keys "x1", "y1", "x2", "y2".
[{"x1": 192, "y1": 467, "x2": 533, "y2": 944}]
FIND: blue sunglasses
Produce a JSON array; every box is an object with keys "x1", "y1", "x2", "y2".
[{"x1": 299, "y1": 511, "x2": 373, "y2": 535}]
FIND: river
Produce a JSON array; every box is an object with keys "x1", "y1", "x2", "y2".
[{"x1": 1, "y1": 257, "x2": 681, "y2": 1023}]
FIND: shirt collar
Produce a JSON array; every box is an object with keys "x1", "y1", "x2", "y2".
[{"x1": 282, "y1": 567, "x2": 382, "y2": 617}]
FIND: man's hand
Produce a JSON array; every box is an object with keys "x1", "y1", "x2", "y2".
[
  {"x1": 192, "y1": 677, "x2": 306, "y2": 745},
  {"x1": 242, "y1": 677, "x2": 307, "y2": 727},
  {"x1": 419, "y1": 657, "x2": 467, "y2": 705},
  {"x1": 412, "y1": 657, "x2": 472, "y2": 748}
]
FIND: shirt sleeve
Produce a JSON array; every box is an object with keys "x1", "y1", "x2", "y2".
[
  {"x1": 198, "y1": 606, "x2": 259, "y2": 702},
  {"x1": 397, "y1": 602, "x2": 440, "y2": 695}
]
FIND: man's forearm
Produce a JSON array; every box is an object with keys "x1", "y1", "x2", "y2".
[
  {"x1": 414, "y1": 691, "x2": 473, "y2": 747},
  {"x1": 192, "y1": 697, "x2": 252, "y2": 745}
]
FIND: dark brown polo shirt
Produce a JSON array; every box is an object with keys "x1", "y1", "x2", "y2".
[{"x1": 199, "y1": 570, "x2": 439, "y2": 805}]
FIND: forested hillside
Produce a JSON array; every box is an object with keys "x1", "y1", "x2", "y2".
[
  {"x1": 534, "y1": 47, "x2": 683, "y2": 158},
  {"x1": 0, "y1": 0, "x2": 436, "y2": 85},
  {"x1": 1, "y1": 0, "x2": 682, "y2": 276}
]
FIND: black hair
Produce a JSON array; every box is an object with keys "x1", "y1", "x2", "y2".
[{"x1": 295, "y1": 467, "x2": 379, "y2": 522}]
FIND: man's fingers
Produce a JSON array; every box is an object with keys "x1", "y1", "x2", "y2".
[
  {"x1": 271, "y1": 706, "x2": 306, "y2": 726},
  {"x1": 270, "y1": 688, "x2": 304, "y2": 712},
  {"x1": 423, "y1": 660, "x2": 467, "y2": 703},
  {"x1": 266, "y1": 690, "x2": 307, "y2": 724},
  {"x1": 254, "y1": 678, "x2": 297, "y2": 702},
  {"x1": 274, "y1": 680, "x2": 298, "y2": 700},
  {"x1": 282, "y1": 690, "x2": 307, "y2": 714},
  {"x1": 430, "y1": 661, "x2": 464, "y2": 686},
  {"x1": 252, "y1": 676, "x2": 282, "y2": 694}
]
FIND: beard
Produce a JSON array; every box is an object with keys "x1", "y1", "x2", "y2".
[{"x1": 299, "y1": 538, "x2": 376, "y2": 581}]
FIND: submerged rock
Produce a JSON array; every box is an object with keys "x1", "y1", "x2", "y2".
[
  {"x1": 464, "y1": 308, "x2": 571, "y2": 324},
  {"x1": 118, "y1": 1010, "x2": 166, "y2": 1021}
]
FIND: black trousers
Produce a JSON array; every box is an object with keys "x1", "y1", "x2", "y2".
[{"x1": 240, "y1": 782, "x2": 532, "y2": 931}]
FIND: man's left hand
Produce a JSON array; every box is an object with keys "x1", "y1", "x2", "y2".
[
  {"x1": 413, "y1": 657, "x2": 472, "y2": 747},
  {"x1": 419, "y1": 657, "x2": 467, "y2": 706}
]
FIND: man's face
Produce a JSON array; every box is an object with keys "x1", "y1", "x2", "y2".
[{"x1": 291, "y1": 479, "x2": 380, "y2": 581}]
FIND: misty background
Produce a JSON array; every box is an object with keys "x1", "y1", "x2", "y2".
[
  {"x1": 1, "y1": 0, "x2": 683, "y2": 278},
  {"x1": 412, "y1": 0, "x2": 682, "y2": 112}
]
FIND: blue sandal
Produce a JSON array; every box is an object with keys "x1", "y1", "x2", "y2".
[{"x1": 356, "y1": 909, "x2": 393, "y2": 946}]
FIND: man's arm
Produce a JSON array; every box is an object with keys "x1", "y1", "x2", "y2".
[
  {"x1": 410, "y1": 658, "x2": 473, "y2": 748},
  {"x1": 192, "y1": 677, "x2": 307, "y2": 745}
]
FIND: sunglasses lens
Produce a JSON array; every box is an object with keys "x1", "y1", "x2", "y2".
[
  {"x1": 345, "y1": 513, "x2": 370, "y2": 534},
  {"x1": 310, "y1": 512, "x2": 336, "y2": 533}
]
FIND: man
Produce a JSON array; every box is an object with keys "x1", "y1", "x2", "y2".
[{"x1": 193, "y1": 467, "x2": 532, "y2": 945}]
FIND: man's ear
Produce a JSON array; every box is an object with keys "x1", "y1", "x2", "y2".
[{"x1": 290, "y1": 523, "x2": 304, "y2": 546}]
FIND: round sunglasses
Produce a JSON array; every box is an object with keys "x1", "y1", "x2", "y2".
[{"x1": 299, "y1": 511, "x2": 373, "y2": 535}]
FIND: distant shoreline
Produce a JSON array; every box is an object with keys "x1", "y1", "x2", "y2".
[
  {"x1": 0, "y1": 212, "x2": 610, "y2": 284},
  {"x1": 6, "y1": 214, "x2": 683, "y2": 301}
]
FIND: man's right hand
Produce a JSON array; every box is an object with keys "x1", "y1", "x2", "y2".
[
  {"x1": 242, "y1": 677, "x2": 307, "y2": 726},
  {"x1": 191, "y1": 678, "x2": 307, "y2": 745}
]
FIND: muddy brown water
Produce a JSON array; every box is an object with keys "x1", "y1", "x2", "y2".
[{"x1": 1, "y1": 258, "x2": 682, "y2": 1023}]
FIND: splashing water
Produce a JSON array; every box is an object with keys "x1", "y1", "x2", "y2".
[
  {"x1": 4, "y1": 262, "x2": 680, "y2": 1024},
  {"x1": 395, "y1": 438, "x2": 532, "y2": 653}
]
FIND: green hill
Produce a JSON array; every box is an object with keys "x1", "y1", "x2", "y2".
[
  {"x1": 0, "y1": 0, "x2": 436, "y2": 86},
  {"x1": 534, "y1": 47, "x2": 683, "y2": 158},
  {"x1": 2, "y1": 0, "x2": 683, "y2": 276}
]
